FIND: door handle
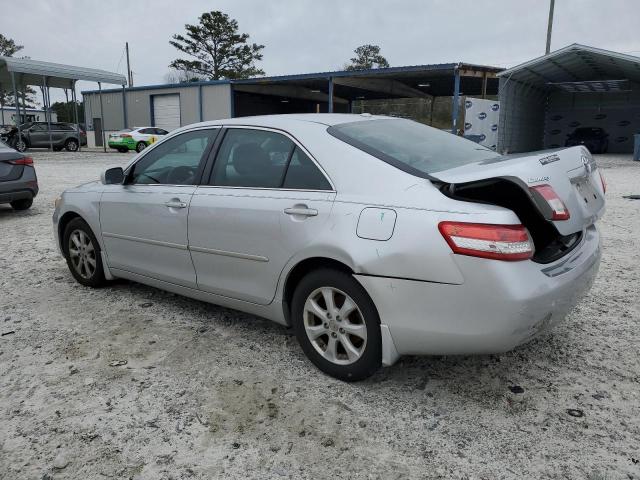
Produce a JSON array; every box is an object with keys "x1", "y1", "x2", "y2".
[
  {"x1": 284, "y1": 206, "x2": 318, "y2": 217},
  {"x1": 165, "y1": 200, "x2": 187, "y2": 209}
]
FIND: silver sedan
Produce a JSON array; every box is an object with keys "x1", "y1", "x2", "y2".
[{"x1": 53, "y1": 114, "x2": 605, "y2": 381}]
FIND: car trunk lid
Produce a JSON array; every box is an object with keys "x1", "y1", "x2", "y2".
[{"x1": 431, "y1": 146, "x2": 605, "y2": 236}]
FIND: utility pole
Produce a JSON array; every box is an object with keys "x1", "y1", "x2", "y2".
[
  {"x1": 126, "y1": 42, "x2": 133, "y2": 87},
  {"x1": 545, "y1": 0, "x2": 555, "y2": 54}
]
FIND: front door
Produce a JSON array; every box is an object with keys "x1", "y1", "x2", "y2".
[
  {"x1": 189, "y1": 127, "x2": 335, "y2": 305},
  {"x1": 100, "y1": 128, "x2": 219, "y2": 288}
]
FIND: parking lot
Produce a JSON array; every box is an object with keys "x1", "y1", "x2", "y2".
[{"x1": 1, "y1": 150, "x2": 639, "y2": 479}]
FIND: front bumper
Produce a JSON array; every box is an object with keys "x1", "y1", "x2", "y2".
[{"x1": 356, "y1": 225, "x2": 601, "y2": 357}]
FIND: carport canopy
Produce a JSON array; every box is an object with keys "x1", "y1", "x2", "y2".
[
  {"x1": 497, "y1": 44, "x2": 640, "y2": 153},
  {"x1": 0, "y1": 56, "x2": 127, "y2": 152},
  {"x1": 498, "y1": 44, "x2": 640, "y2": 89}
]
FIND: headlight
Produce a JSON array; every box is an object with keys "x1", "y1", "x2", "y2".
[{"x1": 54, "y1": 196, "x2": 62, "y2": 209}]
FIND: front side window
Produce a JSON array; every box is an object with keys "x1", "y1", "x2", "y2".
[
  {"x1": 328, "y1": 118, "x2": 500, "y2": 176},
  {"x1": 209, "y1": 128, "x2": 331, "y2": 190},
  {"x1": 129, "y1": 129, "x2": 217, "y2": 185}
]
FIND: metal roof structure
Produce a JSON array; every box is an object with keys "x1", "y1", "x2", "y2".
[
  {"x1": 0, "y1": 56, "x2": 126, "y2": 89},
  {"x1": 497, "y1": 44, "x2": 640, "y2": 88},
  {"x1": 83, "y1": 62, "x2": 503, "y2": 97},
  {"x1": 0, "y1": 57, "x2": 127, "y2": 152}
]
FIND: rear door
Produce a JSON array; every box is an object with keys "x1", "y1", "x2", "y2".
[
  {"x1": 99, "y1": 128, "x2": 219, "y2": 287},
  {"x1": 188, "y1": 127, "x2": 335, "y2": 305}
]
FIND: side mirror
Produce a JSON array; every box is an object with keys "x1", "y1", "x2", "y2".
[{"x1": 101, "y1": 167, "x2": 125, "y2": 185}]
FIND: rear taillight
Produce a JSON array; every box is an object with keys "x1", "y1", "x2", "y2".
[
  {"x1": 599, "y1": 171, "x2": 606, "y2": 194},
  {"x1": 438, "y1": 222, "x2": 534, "y2": 261},
  {"x1": 529, "y1": 184, "x2": 570, "y2": 221},
  {"x1": 8, "y1": 156, "x2": 33, "y2": 165}
]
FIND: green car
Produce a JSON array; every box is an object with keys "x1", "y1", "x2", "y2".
[{"x1": 108, "y1": 127, "x2": 169, "y2": 153}]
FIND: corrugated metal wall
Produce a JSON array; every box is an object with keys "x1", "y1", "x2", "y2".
[
  {"x1": 497, "y1": 77, "x2": 547, "y2": 153},
  {"x1": 83, "y1": 83, "x2": 231, "y2": 131},
  {"x1": 544, "y1": 90, "x2": 640, "y2": 153}
]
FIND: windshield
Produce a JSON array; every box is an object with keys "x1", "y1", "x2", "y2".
[{"x1": 327, "y1": 118, "x2": 500, "y2": 176}]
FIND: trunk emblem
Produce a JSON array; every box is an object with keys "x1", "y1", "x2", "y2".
[{"x1": 539, "y1": 154, "x2": 560, "y2": 165}]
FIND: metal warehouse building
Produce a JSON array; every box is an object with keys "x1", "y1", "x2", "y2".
[
  {"x1": 498, "y1": 44, "x2": 640, "y2": 154},
  {"x1": 82, "y1": 62, "x2": 502, "y2": 147}
]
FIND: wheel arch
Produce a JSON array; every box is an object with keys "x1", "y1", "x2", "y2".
[
  {"x1": 281, "y1": 256, "x2": 355, "y2": 327},
  {"x1": 58, "y1": 211, "x2": 83, "y2": 251}
]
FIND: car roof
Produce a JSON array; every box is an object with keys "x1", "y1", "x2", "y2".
[{"x1": 186, "y1": 113, "x2": 397, "y2": 130}]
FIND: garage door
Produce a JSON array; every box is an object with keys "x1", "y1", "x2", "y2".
[{"x1": 153, "y1": 94, "x2": 180, "y2": 132}]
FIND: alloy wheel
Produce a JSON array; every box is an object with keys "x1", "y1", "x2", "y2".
[
  {"x1": 303, "y1": 287, "x2": 367, "y2": 365},
  {"x1": 68, "y1": 229, "x2": 97, "y2": 279}
]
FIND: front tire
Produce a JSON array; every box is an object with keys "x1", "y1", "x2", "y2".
[
  {"x1": 291, "y1": 269, "x2": 382, "y2": 381},
  {"x1": 135, "y1": 141, "x2": 147, "y2": 153},
  {"x1": 11, "y1": 137, "x2": 27, "y2": 152},
  {"x1": 63, "y1": 218, "x2": 105, "y2": 287},
  {"x1": 10, "y1": 198, "x2": 32, "y2": 210}
]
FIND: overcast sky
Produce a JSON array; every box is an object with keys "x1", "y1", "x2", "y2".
[{"x1": 3, "y1": 0, "x2": 640, "y2": 104}]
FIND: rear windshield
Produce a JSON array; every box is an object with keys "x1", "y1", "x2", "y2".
[{"x1": 327, "y1": 118, "x2": 500, "y2": 176}]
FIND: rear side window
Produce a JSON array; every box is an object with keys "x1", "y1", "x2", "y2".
[
  {"x1": 283, "y1": 147, "x2": 331, "y2": 190},
  {"x1": 328, "y1": 118, "x2": 500, "y2": 176}
]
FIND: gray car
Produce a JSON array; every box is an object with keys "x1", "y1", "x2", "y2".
[
  {"x1": 52, "y1": 114, "x2": 605, "y2": 381},
  {"x1": 11, "y1": 122, "x2": 87, "y2": 152},
  {"x1": 0, "y1": 139, "x2": 38, "y2": 210}
]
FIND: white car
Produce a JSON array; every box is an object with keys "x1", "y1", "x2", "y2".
[
  {"x1": 53, "y1": 114, "x2": 605, "y2": 381},
  {"x1": 108, "y1": 127, "x2": 169, "y2": 153}
]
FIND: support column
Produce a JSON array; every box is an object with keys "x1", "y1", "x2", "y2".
[
  {"x1": 481, "y1": 72, "x2": 488, "y2": 99},
  {"x1": 72, "y1": 81, "x2": 81, "y2": 152},
  {"x1": 0, "y1": 83, "x2": 4, "y2": 126},
  {"x1": 121, "y1": 85, "x2": 128, "y2": 129},
  {"x1": 328, "y1": 77, "x2": 334, "y2": 113},
  {"x1": 10, "y1": 72, "x2": 21, "y2": 150},
  {"x1": 451, "y1": 68, "x2": 461, "y2": 134},
  {"x1": 98, "y1": 81, "x2": 106, "y2": 153},
  {"x1": 43, "y1": 76, "x2": 53, "y2": 151},
  {"x1": 198, "y1": 84, "x2": 203, "y2": 122}
]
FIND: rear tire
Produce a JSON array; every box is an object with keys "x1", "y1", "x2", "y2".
[
  {"x1": 10, "y1": 198, "x2": 32, "y2": 210},
  {"x1": 65, "y1": 138, "x2": 79, "y2": 152},
  {"x1": 135, "y1": 141, "x2": 147, "y2": 153},
  {"x1": 117, "y1": 147, "x2": 128, "y2": 153},
  {"x1": 291, "y1": 268, "x2": 382, "y2": 381},
  {"x1": 63, "y1": 217, "x2": 106, "y2": 288}
]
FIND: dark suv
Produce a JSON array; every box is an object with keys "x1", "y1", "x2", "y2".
[
  {"x1": 8, "y1": 122, "x2": 87, "y2": 152},
  {"x1": 0, "y1": 139, "x2": 38, "y2": 210},
  {"x1": 565, "y1": 127, "x2": 609, "y2": 154}
]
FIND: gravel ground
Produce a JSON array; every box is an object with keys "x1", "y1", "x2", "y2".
[{"x1": 0, "y1": 150, "x2": 639, "y2": 480}]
